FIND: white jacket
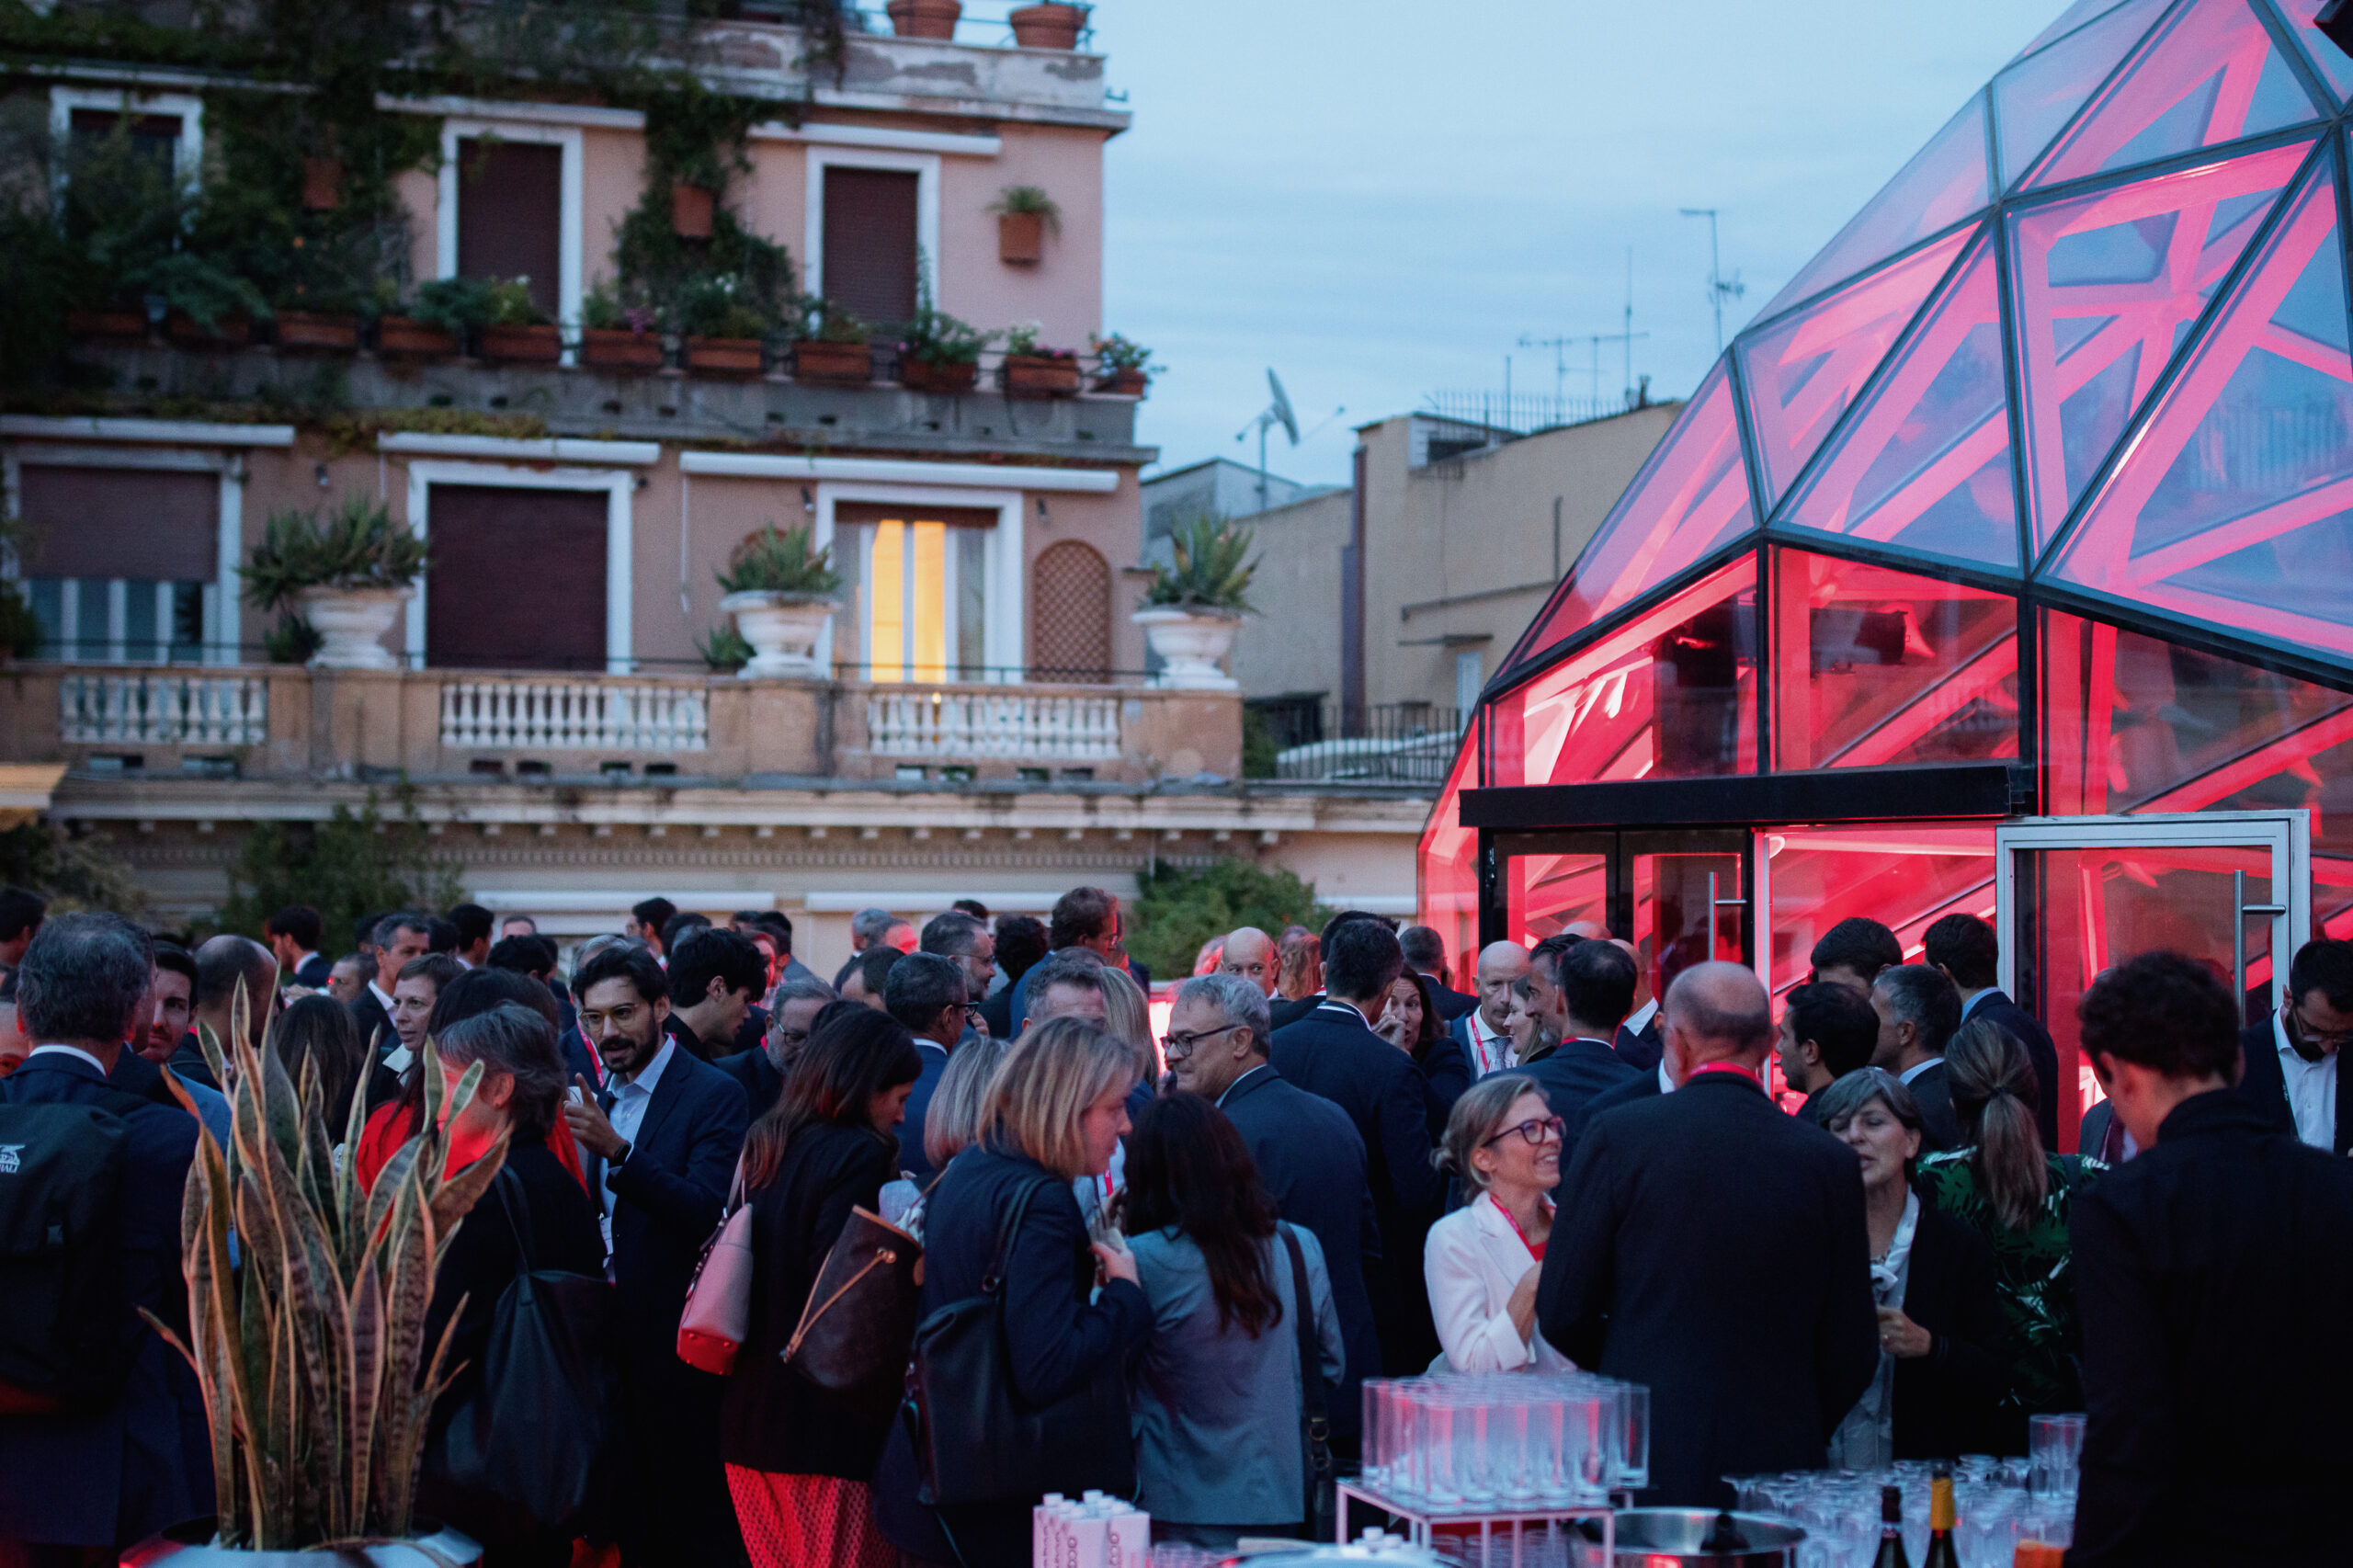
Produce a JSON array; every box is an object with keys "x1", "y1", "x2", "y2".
[{"x1": 1423, "y1": 1191, "x2": 1576, "y2": 1373}]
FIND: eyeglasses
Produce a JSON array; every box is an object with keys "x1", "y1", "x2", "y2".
[
  {"x1": 1481, "y1": 1115, "x2": 1565, "y2": 1149},
  {"x1": 2289, "y1": 998, "x2": 2353, "y2": 1051},
  {"x1": 1162, "y1": 1023, "x2": 1245, "y2": 1062}
]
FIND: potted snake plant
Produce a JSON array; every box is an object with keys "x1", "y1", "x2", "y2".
[
  {"x1": 718, "y1": 524, "x2": 843, "y2": 678},
  {"x1": 1134, "y1": 514, "x2": 1256, "y2": 690},
  {"x1": 241, "y1": 494, "x2": 428, "y2": 671}
]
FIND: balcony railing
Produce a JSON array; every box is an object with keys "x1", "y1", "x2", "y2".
[
  {"x1": 440, "y1": 680, "x2": 710, "y2": 752},
  {"x1": 1252, "y1": 701, "x2": 1464, "y2": 786},
  {"x1": 59, "y1": 674, "x2": 268, "y2": 746},
  {"x1": 867, "y1": 690, "x2": 1121, "y2": 763}
]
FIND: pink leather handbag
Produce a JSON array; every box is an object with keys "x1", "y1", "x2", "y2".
[{"x1": 676, "y1": 1156, "x2": 754, "y2": 1375}]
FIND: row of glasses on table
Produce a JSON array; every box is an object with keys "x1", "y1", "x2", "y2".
[
  {"x1": 1729, "y1": 1427, "x2": 2083, "y2": 1568},
  {"x1": 1358, "y1": 1374, "x2": 1651, "y2": 1514}
]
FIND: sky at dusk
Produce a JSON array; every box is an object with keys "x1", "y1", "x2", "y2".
[{"x1": 1093, "y1": 0, "x2": 2066, "y2": 487}]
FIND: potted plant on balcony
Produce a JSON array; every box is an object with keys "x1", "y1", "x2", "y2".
[
  {"x1": 1133, "y1": 513, "x2": 1255, "y2": 691},
  {"x1": 1009, "y1": 2, "x2": 1087, "y2": 49},
  {"x1": 476, "y1": 277, "x2": 562, "y2": 363},
  {"x1": 1089, "y1": 332, "x2": 1155, "y2": 395},
  {"x1": 580, "y1": 284, "x2": 665, "y2": 369},
  {"x1": 717, "y1": 523, "x2": 842, "y2": 679},
  {"x1": 242, "y1": 493, "x2": 429, "y2": 672},
  {"x1": 999, "y1": 320, "x2": 1081, "y2": 397},
  {"x1": 989, "y1": 185, "x2": 1061, "y2": 265},
  {"x1": 791, "y1": 297, "x2": 872, "y2": 384},
  {"x1": 123, "y1": 1022, "x2": 501, "y2": 1565},
  {"x1": 886, "y1": 0, "x2": 961, "y2": 37},
  {"x1": 677, "y1": 276, "x2": 771, "y2": 375},
  {"x1": 898, "y1": 299, "x2": 990, "y2": 393}
]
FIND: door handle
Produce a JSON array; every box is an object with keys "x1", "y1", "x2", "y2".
[{"x1": 2234, "y1": 868, "x2": 2290, "y2": 1025}]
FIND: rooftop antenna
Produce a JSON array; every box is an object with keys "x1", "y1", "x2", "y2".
[
  {"x1": 1234, "y1": 368, "x2": 1300, "y2": 512},
  {"x1": 1678, "y1": 207, "x2": 1746, "y2": 354}
]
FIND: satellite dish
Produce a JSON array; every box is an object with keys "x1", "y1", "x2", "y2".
[{"x1": 1267, "y1": 369, "x2": 1300, "y2": 445}]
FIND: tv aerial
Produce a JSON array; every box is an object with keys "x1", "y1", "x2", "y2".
[{"x1": 1235, "y1": 369, "x2": 1301, "y2": 512}]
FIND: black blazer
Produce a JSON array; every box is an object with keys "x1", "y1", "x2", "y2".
[
  {"x1": 348, "y1": 990, "x2": 392, "y2": 1053},
  {"x1": 589, "y1": 1049, "x2": 751, "y2": 1362},
  {"x1": 893, "y1": 1040, "x2": 953, "y2": 1187},
  {"x1": 977, "y1": 984, "x2": 1016, "y2": 1041},
  {"x1": 873, "y1": 1145, "x2": 1151, "y2": 1568},
  {"x1": 1904, "y1": 1060, "x2": 1963, "y2": 1152},
  {"x1": 717, "y1": 1046, "x2": 784, "y2": 1123},
  {"x1": 1413, "y1": 1030, "x2": 1474, "y2": 1139},
  {"x1": 1271, "y1": 1002, "x2": 1444, "y2": 1228},
  {"x1": 1964, "y1": 991, "x2": 2063, "y2": 1152},
  {"x1": 1216, "y1": 1063, "x2": 1382, "y2": 1438},
  {"x1": 1615, "y1": 1014, "x2": 1664, "y2": 1073},
  {"x1": 720, "y1": 1121, "x2": 897, "y2": 1477},
  {"x1": 1538, "y1": 1073, "x2": 1879, "y2": 1506},
  {"x1": 1891, "y1": 1200, "x2": 2007, "y2": 1460},
  {"x1": 1267, "y1": 993, "x2": 1322, "y2": 1031},
  {"x1": 165, "y1": 1031, "x2": 219, "y2": 1093},
  {"x1": 1518, "y1": 1037, "x2": 1639, "y2": 1138},
  {"x1": 729, "y1": 1003, "x2": 768, "y2": 1059},
  {"x1": 294, "y1": 950, "x2": 334, "y2": 989},
  {"x1": 2234, "y1": 1018, "x2": 2351, "y2": 1155},
  {"x1": 2069, "y1": 1090, "x2": 2353, "y2": 1567},
  {"x1": 1425, "y1": 977, "x2": 1479, "y2": 1022},
  {"x1": 1564, "y1": 1059, "x2": 1661, "y2": 1160}
]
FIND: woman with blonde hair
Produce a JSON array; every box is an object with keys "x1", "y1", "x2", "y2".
[
  {"x1": 874, "y1": 1017, "x2": 1153, "y2": 1568},
  {"x1": 1097, "y1": 961, "x2": 1161, "y2": 1083},
  {"x1": 920, "y1": 1032, "x2": 1006, "y2": 1173},
  {"x1": 1424, "y1": 1074, "x2": 1573, "y2": 1372}
]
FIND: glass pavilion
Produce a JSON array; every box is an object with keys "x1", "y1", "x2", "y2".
[{"x1": 1418, "y1": 0, "x2": 2353, "y2": 1147}]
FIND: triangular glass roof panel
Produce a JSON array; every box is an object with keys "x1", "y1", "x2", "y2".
[
  {"x1": 2023, "y1": 0, "x2": 2323, "y2": 189},
  {"x1": 2011, "y1": 139, "x2": 2307, "y2": 553},
  {"x1": 2051, "y1": 145, "x2": 2353, "y2": 665},
  {"x1": 2271, "y1": 0, "x2": 2353, "y2": 105},
  {"x1": 1740, "y1": 230, "x2": 1972, "y2": 515},
  {"x1": 2015, "y1": 0, "x2": 2140, "y2": 60},
  {"x1": 1776, "y1": 228, "x2": 2025, "y2": 575},
  {"x1": 1757, "y1": 98, "x2": 1990, "y2": 320},
  {"x1": 1500, "y1": 361, "x2": 1755, "y2": 673},
  {"x1": 1993, "y1": 0, "x2": 2173, "y2": 189}
]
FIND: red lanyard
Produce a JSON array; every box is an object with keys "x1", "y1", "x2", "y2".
[{"x1": 1491, "y1": 1193, "x2": 1552, "y2": 1261}]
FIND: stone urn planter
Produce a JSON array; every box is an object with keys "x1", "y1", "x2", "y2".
[
  {"x1": 1134, "y1": 606, "x2": 1241, "y2": 690},
  {"x1": 120, "y1": 1519, "x2": 481, "y2": 1566},
  {"x1": 1009, "y1": 2, "x2": 1086, "y2": 48},
  {"x1": 721, "y1": 591, "x2": 835, "y2": 679},
  {"x1": 296, "y1": 585, "x2": 409, "y2": 671},
  {"x1": 887, "y1": 0, "x2": 961, "y2": 36}
]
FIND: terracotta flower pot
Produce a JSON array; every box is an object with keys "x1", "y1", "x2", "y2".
[
  {"x1": 1002, "y1": 353, "x2": 1081, "y2": 398},
  {"x1": 273, "y1": 311, "x2": 360, "y2": 351},
  {"x1": 166, "y1": 312, "x2": 252, "y2": 348},
  {"x1": 480, "y1": 322, "x2": 563, "y2": 363},
  {"x1": 374, "y1": 316, "x2": 458, "y2": 358},
  {"x1": 685, "y1": 335, "x2": 766, "y2": 375},
  {"x1": 794, "y1": 339, "x2": 872, "y2": 385},
  {"x1": 671, "y1": 183, "x2": 715, "y2": 239},
  {"x1": 1009, "y1": 2, "x2": 1086, "y2": 48},
  {"x1": 65, "y1": 309, "x2": 150, "y2": 342},
  {"x1": 301, "y1": 154, "x2": 343, "y2": 211},
  {"x1": 886, "y1": 0, "x2": 961, "y2": 39},
  {"x1": 998, "y1": 210, "x2": 1044, "y2": 265},
  {"x1": 581, "y1": 327, "x2": 665, "y2": 370},
  {"x1": 1095, "y1": 368, "x2": 1148, "y2": 396},
  {"x1": 901, "y1": 357, "x2": 980, "y2": 393}
]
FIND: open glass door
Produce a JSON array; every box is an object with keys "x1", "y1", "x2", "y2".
[{"x1": 1997, "y1": 810, "x2": 2310, "y2": 1151}]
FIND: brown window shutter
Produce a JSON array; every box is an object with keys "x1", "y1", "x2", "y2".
[
  {"x1": 1029, "y1": 541, "x2": 1111, "y2": 682},
  {"x1": 457, "y1": 139, "x2": 563, "y2": 319},
  {"x1": 821, "y1": 168, "x2": 920, "y2": 329},
  {"x1": 425, "y1": 486, "x2": 608, "y2": 671},
  {"x1": 17, "y1": 467, "x2": 219, "y2": 581}
]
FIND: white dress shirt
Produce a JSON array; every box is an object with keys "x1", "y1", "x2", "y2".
[
  {"x1": 602, "y1": 1037, "x2": 676, "y2": 1221},
  {"x1": 1657, "y1": 1061, "x2": 1676, "y2": 1095},
  {"x1": 1624, "y1": 998, "x2": 1659, "y2": 1036},
  {"x1": 1961, "y1": 986, "x2": 1997, "y2": 1019},
  {"x1": 2273, "y1": 1011, "x2": 2338, "y2": 1151},
  {"x1": 1464, "y1": 1006, "x2": 1515, "y2": 1077},
  {"x1": 1423, "y1": 1191, "x2": 1573, "y2": 1374},
  {"x1": 1899, "y1": 1057, "x2": 1940, "y2": 1086}
]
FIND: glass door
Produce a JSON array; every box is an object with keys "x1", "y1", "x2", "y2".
[
  {"x1": 1997, "y1": 810, "x2": 2310, "y2": 1151},
  {"x1": 1495, "y1": 829, "x2": 1758, "y2": 1022}
]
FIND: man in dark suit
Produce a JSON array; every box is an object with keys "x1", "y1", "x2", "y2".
[
  {"x1": 561, "y1": 945, "x2": 749, "y2": 1567},
  {"x1": 2068, "y1": 950, "x2": 2353, "y2": 1566},
  {"x1": 349, "y1": 911, "x2": 427, "y2": 1059},
  {"x1": 1539, "y1": 961, "x2": 1879, "y2": 1506},
  {"x1": 1776, "y1": 980, "x2": 1881, "y2": 1127},
  {"x1": 662, "y1": 926, "x2": 766, "y2": 1062},
  {"x1": 1400, "y1": 924, "x2": 1478, "y2": 1022},
  {"x1": 1447, "y1": 939, "x2": 1529, "y2": 1081},
  {"x1": 1272, "y1": 915, "x2": 1445, "y2": 1373},
  {"x1": 2233, "y1": 936, "x2": 2353, "y2": 1157},
  {"x1": 1169, "y1": 970, "x2": 1383, "y2": 1450},
  {"x1": 0, "y1": 913, "x2": 211, "y2": 1554},
  {"x1": 264, "y1": 903, "x2": 334, "y2": 990},
  {"x1": 1924, "y1": 913, "x2": 2064, "y2": 1151},
  {"x1": 176, "y1": 934, "x2": 280, "y2": 1094},
  {"x1": 1869, "y1": 963, "x2": 1964, "y2": 1152},
  {"x1": 719, "y1": 976, "x2": 835, "y2": 1120},
  {"x1": 922, "y1": 910, "x2": 999, "y2": 1037},
  {"x1": 884, "y1": 952, "x2": 969, "y2": 1186},
  {"x1": 1518, "y1": 937, "x2": 1639, "y2": 1131}
]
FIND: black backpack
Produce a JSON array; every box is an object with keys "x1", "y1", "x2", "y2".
[{"x1": 0, "y1": 1088, "x2": 139, "y2": 1413}]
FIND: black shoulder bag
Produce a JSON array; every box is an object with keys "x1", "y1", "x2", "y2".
[
  {"x1": 903, "y1": 1176, "x2": 1135, "y2": 1507},
  {"x1": 1279, "y1": 1222, "x2": 1336, "y2": 1541}
]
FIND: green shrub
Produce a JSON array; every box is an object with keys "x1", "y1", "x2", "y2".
[
  {"x1": 717, "y1": 524, "x2": 842, "y2": 597},
  {"x1": 1125, "y1": 858, "x2": 1329, "y2": 980},
  {"x1": 242, "y1": 494, "x2": 429, "y2": 610},
  {"x1": 1142, "y1": 514, "x2": 1257, "y2": 614},
  {"x1": 697, "y1": 623, "x2": 753, "y2": 672},
  {"x1": 219, "y1": 787, "x2": 459, "y2": 957}
]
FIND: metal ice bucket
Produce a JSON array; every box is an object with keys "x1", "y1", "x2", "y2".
[{"x1": 1579, "y1": 1508, "x2": 1805, "y2": 1566}]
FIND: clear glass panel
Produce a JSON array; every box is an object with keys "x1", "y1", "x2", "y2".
[
  {"x1": 1631, "y1": 846, "x2": 1744, "y2": 1008},
  {"x1": 2015, "y1": 0, "x2": 2138, "y2": 61},
  {"x1": 1779, "y1": 230, "x2": 2024, "y2": 574},
  {"x1": 1503, "y1": 839, "x2": 1611, "y2": 948},
  {"x1": 2272, "y1": 0, "x2": 2353, "y2": 105},
  {"x1": 1742, "y1": 231, "x2": 1970, "y2": 514},
  {"x1": 1763, "y1": 823, "x2": 1998, "y2": 999},
  {"x1": 1994, "y1": 0, "x2": 2171, "y2": 189},
  {"x1": 1491, "y1": 557, "x2": 1758, "y2": 789},
  {"x1": 2011, "y1": 142, "x2": 2304, "y2": 553},
  {"x1": 955, "y1": 527, "x2": 987, "y2": 680},
  {"x1": 1416, "y1": 718, "x2": 1483, "y2": 968},
  {"x1": 25, "y1": 580, "x2": 60, "y2": 660},
  {"x1": 1502, "y1": 364, "x2": 1754, "y2": 672},
  {"x1": 122, "y1": 581, "x2": 157, "y2": 663},
  {"x1": 2049, "y1": 150, "x2": 2353, "y2": 661},
  {"x1": 1759, "y1": 97, "x2": 1991, "y2": 319},
  {"x1": 868, "y1": 521, "x2": 905, "y2": 681},
  {"x1": 1770, "y1": 550, "x2": 2019, "y2": 769},
  {"x1": 75, "y1": 580, "x2": 107, "y2": 659},
  {"x1": 2026, "y1": 0, "x2": 2321, "y2": 188},
  {"x1": 170, "y1": 581, "x2": 204, "y2": 664}
]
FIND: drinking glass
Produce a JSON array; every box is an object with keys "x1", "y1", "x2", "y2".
[
  {"x1": 1614, "y1": 1381, "x2": 1650, "y2": 1491},
  {"x1": 2029, "y1": 1413, "x2": 2086, "y2": 1500},
  {"x1": 1457, "y1": 1389, "x2": 1498, "y2": 1509}
]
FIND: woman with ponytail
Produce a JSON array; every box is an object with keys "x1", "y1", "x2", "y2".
[{"x1": 1918, "y1": 1017, "x2": 2106, "y2": 1453}]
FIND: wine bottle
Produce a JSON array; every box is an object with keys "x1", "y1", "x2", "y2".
[
  {"x1": 1922, "y1": 1466, "x2": 1961, "y2": 1568},
  {"x1": 1873, "y1": 1483, "x2": 1911, "y2": 1568}
]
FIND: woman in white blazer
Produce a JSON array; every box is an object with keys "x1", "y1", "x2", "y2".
[{"x1": 1424, "y1": 1073, "x2": 1575, "y2": 1372}]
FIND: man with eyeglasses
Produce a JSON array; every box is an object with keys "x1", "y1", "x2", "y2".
[
  {"x1": 2236, "y1": 937, "x2": 2353, "y2": 1156},
  {"x1": 717, "y1": 975, "x2": 835, "y2": 1120},
  {"x1": 883, "y1": 952, "x2": 972, "y2": 1185},
  {"x1": 1166, "y1": 971, "x2": 1383, "y2": 1460}
]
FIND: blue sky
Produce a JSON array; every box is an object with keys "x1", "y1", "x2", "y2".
[{"x1": 1095, "y1": 0, "x2": 2063, "y2": 486}]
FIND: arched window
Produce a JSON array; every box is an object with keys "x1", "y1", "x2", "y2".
[{"x1": 1029, "y1": 540, "x2": 1111, "y2": 682}]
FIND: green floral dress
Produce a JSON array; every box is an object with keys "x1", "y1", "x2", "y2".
[{"x1": 1916, "y1": 1148, "x2": 2103, "y2": 1442}]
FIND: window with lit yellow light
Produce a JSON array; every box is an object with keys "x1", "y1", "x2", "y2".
[{"x1": 833, "y1": 503, "x2": 997, "y2": 682}]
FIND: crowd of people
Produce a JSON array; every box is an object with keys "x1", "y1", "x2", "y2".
[{"x1": 0, "y1": 880, "x2": 2347, "y2": 1568}]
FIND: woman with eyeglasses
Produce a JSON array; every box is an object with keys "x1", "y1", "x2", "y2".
[{"x1": 1423, "y1": 1074, "x2": 1574, "y2": 1372}]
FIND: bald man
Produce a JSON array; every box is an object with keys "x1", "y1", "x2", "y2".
[
  {"x1": 1447, "y1": 940, "x2": 1529, "y2": 1078},
  {"x1": 179, "y1": 935, "x2": 280, "y2": 1090},
  {"x1": 1218, "y1": 926, "x2": 1279, "y2": 998},
  {"x1": 1539, "y1": 962, "x2": 1878, "y2": 1506}
]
